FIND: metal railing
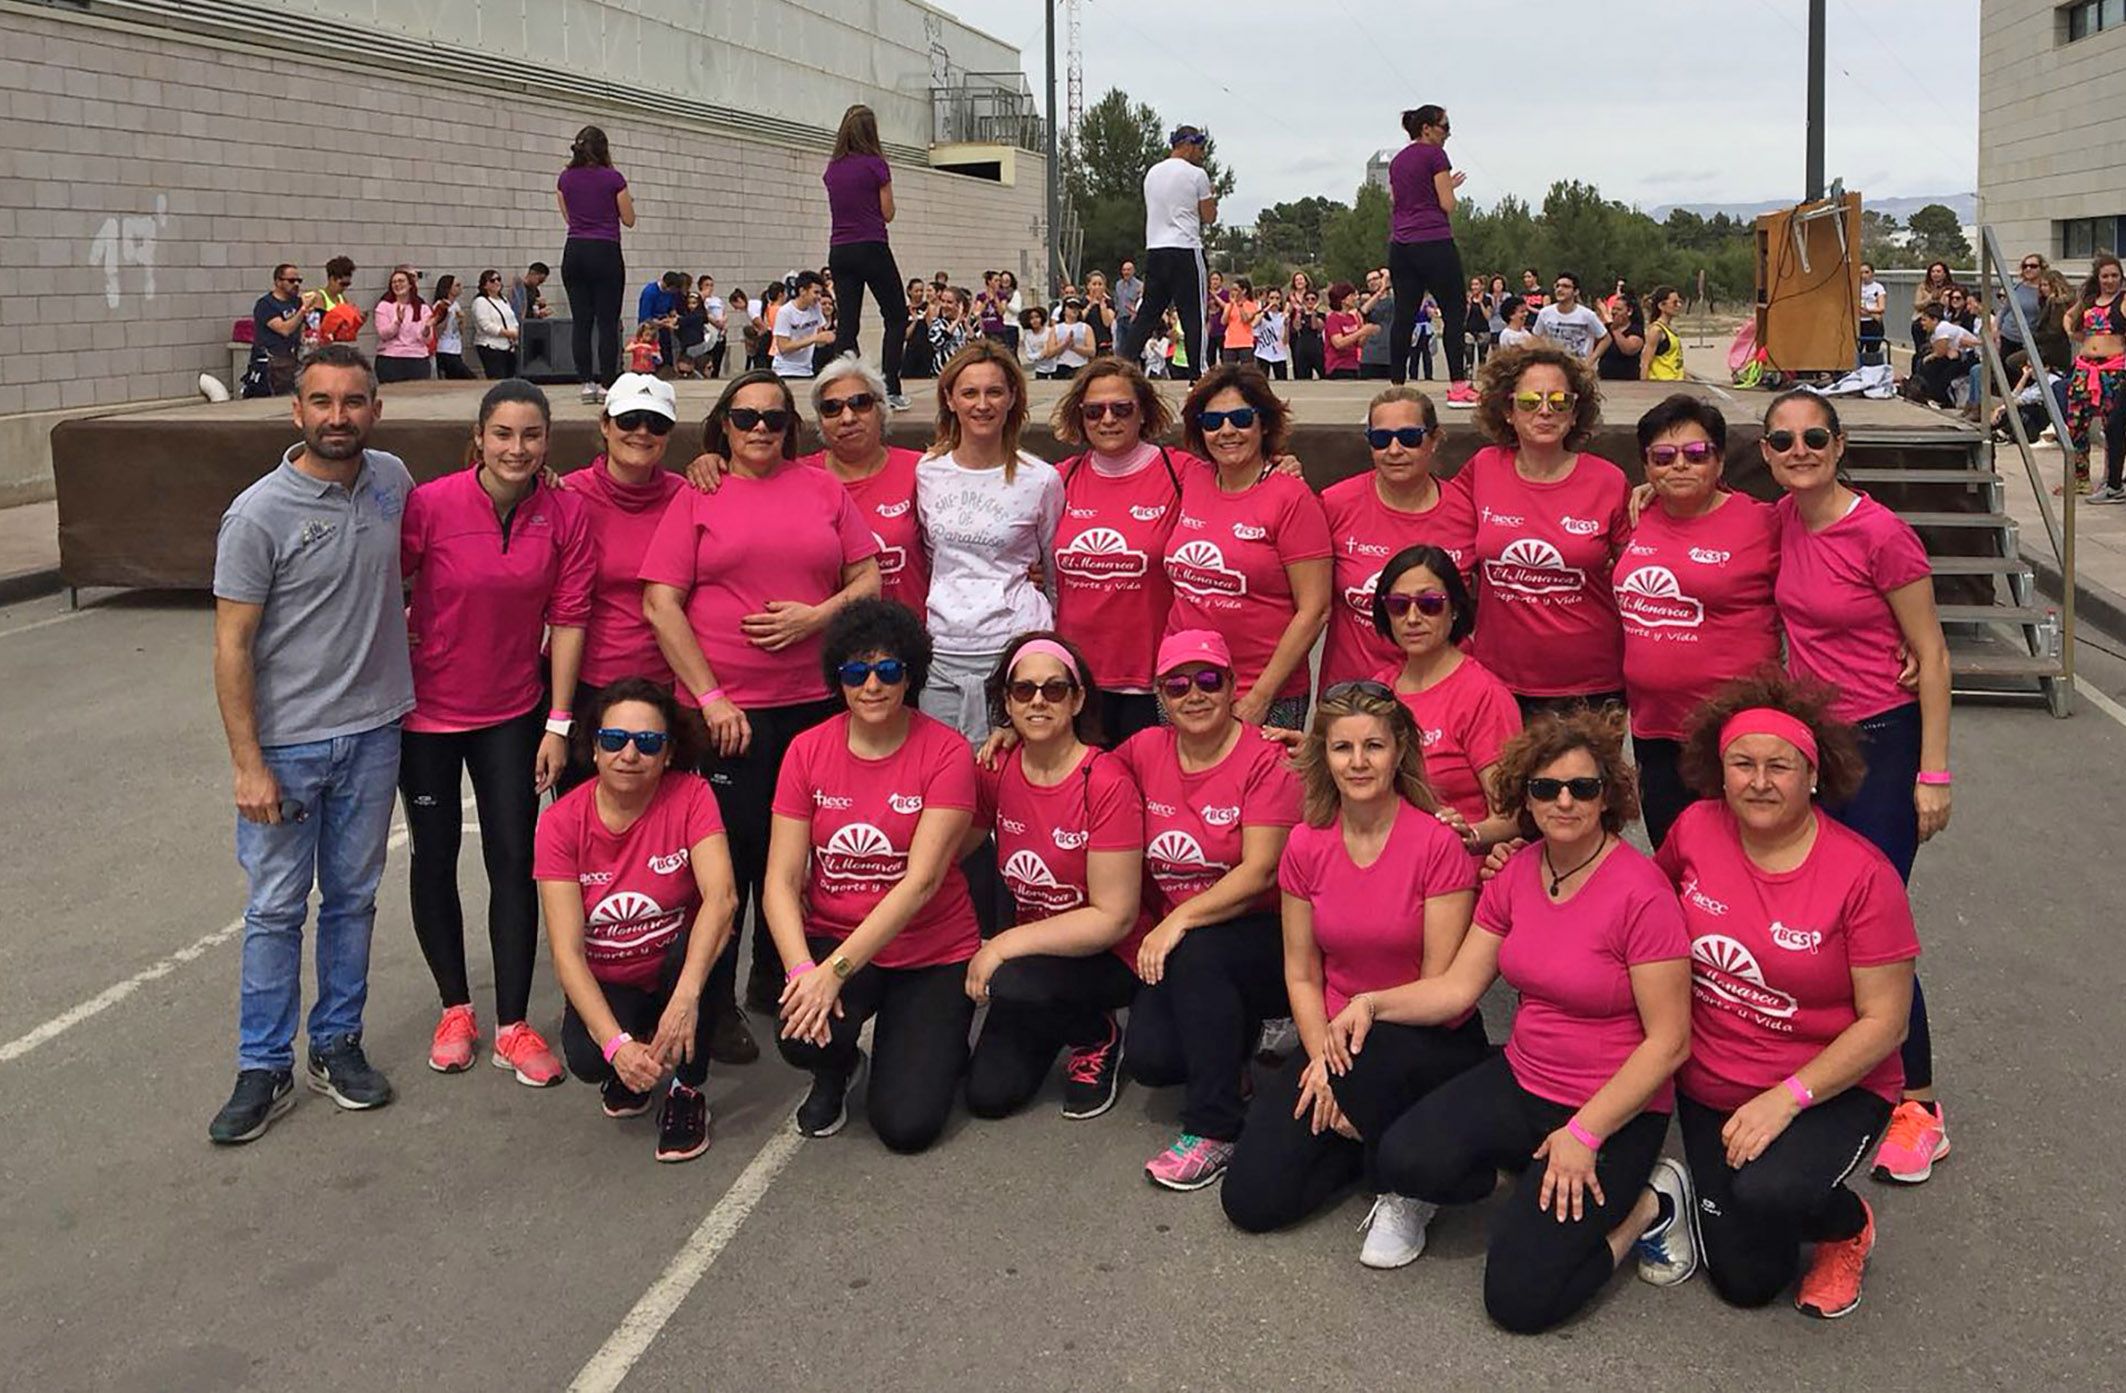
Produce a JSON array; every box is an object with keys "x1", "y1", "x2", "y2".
[{"x1": 930, "y1": 72, "x2": 1047, "y2": 152}]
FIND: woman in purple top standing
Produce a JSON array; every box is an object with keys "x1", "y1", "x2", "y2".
[
  {"x1": 1387, "y1": 105, "x2": 1475, "y2": 408},
  {"x1": 556, "y1": 125, "x2": 637, "y2": 404},
  {"x1": 823, "y1": 105, "x2": 911, "y2": 412}
]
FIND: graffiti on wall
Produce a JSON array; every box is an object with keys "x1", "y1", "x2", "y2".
[{"x1": 88, "y1": 194, "x2": 169, "y2": 308}]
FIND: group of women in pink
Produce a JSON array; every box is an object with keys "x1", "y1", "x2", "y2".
[{"x1": 395, "y1": 332, "x2": 1953, "y2": 1331}]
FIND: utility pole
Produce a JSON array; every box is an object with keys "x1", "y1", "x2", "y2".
[
  {"x1": 1805, "y1": 0, "x2": 1826, "y2": 201},
  {"x1": 1045, "y1": 0, "x2": 1062, "y2": 297}
]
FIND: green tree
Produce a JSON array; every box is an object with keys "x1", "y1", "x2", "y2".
[
  {"x1": 1320, "y1": 182, "x2": 1391, "y2": 285},
  {"x1": 1253, "y1": 196, "x2": 1342, "y2": 269},
  {"x1": 1065, "y1": 88, "x2": 1236, "y2": 280},
  {"x1": 1906, "y1": 203, "x2": 1971, "y2": 265}
]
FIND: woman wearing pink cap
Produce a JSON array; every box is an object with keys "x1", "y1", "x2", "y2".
[
  {"x1": 1118, "y1": 628, "x2": 1303, "y2": 1190},
  {"x1": 964, "y1": 632, "x2": 1144, "y2": 1121},
  {"x1": 1635, "y1": 673, "x2": 1918, "y2": 1321},
  {"x1": 401, "y1": 378, "x2": 594, "y2": 1086}
]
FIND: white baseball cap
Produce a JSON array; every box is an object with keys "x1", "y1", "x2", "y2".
[{"x1": 603, "y1": 372, "x2": 677, "y2": 421}]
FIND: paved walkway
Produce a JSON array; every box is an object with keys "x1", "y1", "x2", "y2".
[
  {"x1": 1993, "y1": 434, "x2": 2126, "y2": 634},
  {"x1": 0, "y1": 500, "x2": 56, "y2": 598}
]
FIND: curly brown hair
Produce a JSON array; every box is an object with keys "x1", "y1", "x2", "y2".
[
  {"x1": 1051, "y1": 356, "x2": 1175, "y2": 446},
  {"x1": 1295, "y1": 682, "x2": 1438, "y2": 826},
  {"x1": 1180, "y1": 362, "x2": 1292, "y2": 460},
  {"x1": 1677, "y1": 669, "x2": 1866, "y2": 806},
  {"x1": 1471, "y1": 340, "x2": 1603, "y2": 452},
  {"x1": 572, "y1": 676, "x2": 707, "y2": 773},
  {"x1": 1492, "y1": 704, "x2": 1640, "y2": 839}
]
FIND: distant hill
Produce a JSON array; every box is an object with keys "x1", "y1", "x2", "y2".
[{"x1": 1647, "y1": 193, "x2": 1975, "y2": 223}]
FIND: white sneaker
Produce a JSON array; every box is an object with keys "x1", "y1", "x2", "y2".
[
  {"x1": 886, "y1": 392, "x2": 911, "y2": 412},
  {"x1": 1633, "y1": 1156, "x2": 1701, "y2": 1287},
  {"x1": 2087, "y1": 485, "x2": 2126, "y2": 505},
  {"x1": 579, "y1": 383, "x2": 602, "y2": 404},
  {"x1": 1358, "y1": 1194, "x2": 1436, "y2": 1269},
  {"x1": 1254, "y1": 1016, "x2": 1300, "y2": 1062}
]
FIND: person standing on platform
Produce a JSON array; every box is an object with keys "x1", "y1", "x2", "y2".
[
  {"x1": 557, "y1": 124, "x2": 635, "y2": 404},
  {"x1": 1535, "y1": 273, "x2": 1610, "y2": 366},
  {"x1": 1115, "y1": 258, "x2": 1145, "y2": 345},
  {"x1": 471, "y1": 270, "x2": 521, "y2": 381},
  {"x1": 1386, "y1": 105, "x2": 1476, "y2": 406},
  {"x1": 823, "y1": 104, "x2": 912, "y2": 412},
  {"x1": 1119, "y1": 127, "x2": 1218, "y2": 382},
  {"x1": 243, "y1": 264, "x2": 315, "y2": 399},
  {"x1": 511, "y1": 262, "x2": 551, "y2": 324},
  {"x1": 772, "y1": 273, "x2": 834, "y2": 382},
  {"x1": 430, "y1": 276, "x2": 474, "y2": 380}
]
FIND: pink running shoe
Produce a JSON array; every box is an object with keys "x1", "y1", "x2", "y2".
[
  {"x1": 1145, "y1": 1132, "x2": 1235, "y2": 1191},
  {"x1": 492, "y1": 1021, "x2": 566, "y2": 1088},
  {"x1": 1445, "y1": 381, "x2": 1479, "y2": 408},
  {"x1": 428, "y1": 1004, "x2": 478, "y2": 1074},
  {"x1": 1796, "y1": 1198, "x2": 1875, "y2": 1319},
  {"x1": 1870, "y1": 1100, "x2": 1949, "y2": 1184}
]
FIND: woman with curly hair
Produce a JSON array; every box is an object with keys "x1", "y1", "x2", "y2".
[{"x1": 1322, "y1": 707, "x2": 1690, "y2": 1334}]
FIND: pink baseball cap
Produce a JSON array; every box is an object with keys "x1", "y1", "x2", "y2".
[{"x1": 1155, "y1": 629, "x2": 1233, "y2": 677}]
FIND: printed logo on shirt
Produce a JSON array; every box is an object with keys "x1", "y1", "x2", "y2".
[
  {"x1": 296, "y1": 519, "x2": 338, "y2": 549},
  {"x1": 999, "y1": 815, "x2": 1027, "y2": 835},
  {"x1": 1166, "y1": 539, "x2": 1248, "y2": 598},
  {"x1": 1343, "y1": 568, "x2": 1382, "y2": 616},
  {"x1": 1615, "y1": 566, "x2": 1705, "y2": 629},
  {"x1": 1688, "y1": 547, "x2": 1733, "y2": 566},
  {"x1": 1680, "y1": 877, "x2": 1729, "y2": 917},
  {"x1": 1342, "y1": 536, "x2": 1392, "y2": 558},
  {"x1": 1420, "y1": 727, "x2": 1444, "y2": 748},
  {"x1": 871, "y1": 532, "x2": 906, "y2": 578},
  {"x1": 1130, "y1": 504, "x2": 1169, "y2": 522},
  {"x1": 1768, "y1": 921, "x2": 1824, "y2": 954},
  {"x1": 1146, "y1": 829, "x2": 1229, "y2": 890},
  {"x1": 877, "y1": 499, "x2": 912, "y2": 519},
  {"x1": 1559, "y1": 515, "x2": 1602, "y2": 537},
  {"x1": 888, "y1": 793, "x2": 924, "y2": 816},
  {"x1": 1484, "y1": 538, "x2": 1585, "y2": 597},
  {"x1": 812, "y1": 791, "x2": 854, "y2": 810},
  {"x1": 578, "y1": 870, "x2": 615, "y2": 887},
  {"x1": 1178, "y1": 512, "x2": 1208, "y2": 532},
  {"x1": 1052, "y1": 827, "x2": 1089, "y2": 851},
  {"x1": 1477, "y1": 506, "x2": 1526, "y2": 528},
  {"x1": 1068, "y1": 506, "x2": 1099, "y2": 519},
  {"x1": 1690, "y1": 933, "x2": 1799, "y2": 1025},
  {"x1": 1231, "y1": 522, "x2": 1267, "y2": 542},
  {"x1": 366, "y1": 483, "x2": 405, "y2": 519},
  {"x1": 1200, "y1": 804, "x2": 1241, "y2": 827},
  {"x1": 1003, "y1": 848, "x2": 1086, "y2": 913},
  {"x1": 587, "y1": 889, "x2": 685, "y2": 962},
  {"x1": 647, "y1": 849, "x2": 690, "y2": 876},
  {"x1": 1055, "y1": 526, "x2": 1149, "y2": 581},
  {"x1": 1146, "y1": 800, "x2": 1178, "y2": 817},
  {"x1": 817, "y1": 822, "x2": 907, "y2": 885}
]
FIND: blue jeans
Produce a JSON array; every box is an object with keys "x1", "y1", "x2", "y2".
[{"x1": 234, "y1": 723, "x2": 401, "y2": 1071}]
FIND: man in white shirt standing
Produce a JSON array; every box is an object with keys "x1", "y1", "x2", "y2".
[
  {"x1": 771, "y1": 271, "x2": 833, "y2": 379},
  {"x1": 1118, "y1": 126, "x2": 1218, "y2": 381},
  {"x1": 1533, "y1": 271, "x2": 1609, "y2": 364}
]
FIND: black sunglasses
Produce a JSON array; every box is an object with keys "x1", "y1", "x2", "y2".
[
  {"x1": 1765, "y1": 426, "x2": 1834, "y2": 454},
  {"x1": 728, "y1": 407, "x2": 791, "y2": 433},
  {"x1": 1366, "y1": 426, "x2": 1429, "y2": 450},
  {"x1": 1081, "y1": 400, "x2": 1139, "y2": 421},
  {"x1": 613, "y1": 411, "x2": 674, "y2": 436},
  {"x1": 1006, "y1": 677, "x2": 1077, "y2": 704},
  {"x1": 1527, "y1": 776, "x2": 1604, "y2": 802},
  {"x1": 838, "y1": 658, "x2": 908, "y2": 687},
  {"x1": 1647, "y1": 441, "x2": 1718, "y2": 466},
  {"x1": 1383, "y1": 591, "x2": 1450, "y2": 619},
  {"x1": 595, "y1": 727, "x2": 670, "y2": 756},
  {"x1": 1196, "y1": 406, "x2": 1259, "y2": 431},
  {"x1": 819, "y1": 393, "x2": 878, "y2": 418},
  {"x1": 1158, "y1": 669, "x2": 1228, "y2": 699},
  {"x1": 1323, "y1": 678, "x2": 1396, "y2": 703}
]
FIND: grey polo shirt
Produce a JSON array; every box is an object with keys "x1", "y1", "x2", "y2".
[
  {"x1": 1361, "y1": 292, "x2": 1396, "y2": 366},
  {"x1": 213, "y1": 447, "x2": 416, "y2": 748}
]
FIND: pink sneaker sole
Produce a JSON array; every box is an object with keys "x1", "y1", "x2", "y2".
[{"x1": 491, "y1": 1049, "x2": 564, "y2": 1088}]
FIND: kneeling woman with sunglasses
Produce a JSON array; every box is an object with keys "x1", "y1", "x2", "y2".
[
  {"x1": 963, "y1": 633, "x2": 1144, "y2": 1120},
  {"x1": 1117, "y1": 630, "x2": 1304, "y2": 1190},
  {"x1": 1330, "y1": 709, "x2": 1691, "y2": 1333},
  {"x1": 535, "y1": 680, "x2": 738, "y2": 1162},
  {"x1": 1221, "y1": 681, "x2": 1489, "y2": 1267},
  {"x1": 764, "y1": 600, "x2": 982, "y2": 1150}
]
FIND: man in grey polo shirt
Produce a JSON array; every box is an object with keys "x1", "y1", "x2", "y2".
[{"x1": 208, "y1": 342, "x2": 413, "y2": 1144}]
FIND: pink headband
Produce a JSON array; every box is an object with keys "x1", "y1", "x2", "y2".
[
  {"x1": 1009, "y1": 639, "x2": 1081, "y2": 685},
  {"x1": 1718, "y1": 707, "x2": 1819, "y2": 766}
]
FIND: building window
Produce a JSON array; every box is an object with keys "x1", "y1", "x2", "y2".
[
  {"x1": 2063, "y1": 0, "x2": 2126, "y2": 41},
  {"x1": 2059, "y1": 216, "x2": 2124, "y2": 259}
]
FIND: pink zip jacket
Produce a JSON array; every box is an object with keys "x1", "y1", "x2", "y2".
[
  {"x1": 373, "y1": 299, "x2": 435, "y2": 358},
  {"x1": 402, "y1": 468, "x2": 594, "y2": 732}
]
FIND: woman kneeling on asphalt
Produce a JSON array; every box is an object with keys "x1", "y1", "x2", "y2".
[
  {"x1": 1632, "y1": 672, "x2": 1918, "y2": 1320},
  {"x1": 963, "y1": 632, "x2": 1144, "y2": 1121},
  {"x1": 534, "y1": 680, "x2": 737, "y2": 1163},
  {"x1": 1325, "y1": 707, "x2": 1691, "y2": 1333},
  {"x1": 764, "y1": 599, "x2": 981, "y2": 1151},
  {"x1": 1221, "y1": 680, "x2": 1489, "y2": 1267}
]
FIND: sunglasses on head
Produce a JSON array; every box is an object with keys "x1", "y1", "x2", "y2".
[
  {"x1": 595, "y1": 727, "x2": 669, "y2": 756},
  {"x1": 728, "y1": 407, "x2": 791, "y2": 433},
  {"x1": 1158, "y1": 668, "x2": 1228, "y2": 699},
  {"x1": 1383, "y1": 590, "x2": 1450, "y2": 619},
  {"x1": 838, "y1": 658, "x2": 907, "y2": 687},
  {"x1": 1323, "y1": 678, "x2": 1396, "y2": 703},
  {"x1": 1366, "y1": 426, "x2": 1429, "y2": 449},
  {"x1": 1196, "y1": 406, "x2": 1258, "y2": 431},
  {"x1": 1006, "y1": 677, "x2": 1077, "y2": 704},
  {"x1": 1527, "y1": 775, "x2": 1603, "y2": 802},
  {"x1": 1512, "y1": 390, "x2": 1577, "y2": 415},
  {"x1": 612, "y1": 411, "x2": 674, "y2": 435},
  {"x1": 1080, "y1": 399, "x2": 1139, "y2": 421},
  {"x1": 1765, "y1": 426, "x2": 1834, "y2": 454},
  {"x1": 820, "y1": 393, "x2": 877, "y2": 418},
  {"x1": 1647, "y1": 441, "x2": 1718, "y2": 466}
]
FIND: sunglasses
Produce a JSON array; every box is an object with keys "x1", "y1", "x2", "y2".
[
  {"x1": 838, "y1": 658, "x2": 908, "y2": 687},
  {"x1": 1080, "y1": 400, "x2": 1139, "y2": 421},
  {"x1": 820, "y1": 393, "x2": 878, "y2": 418},
  {"x1": 1195, "y1": 407, "x2": 1259, "y2": 431},
  {"x1": 1006, "y1": 678, "x2": 1077, "y2": 704},
  {"x1": 612, "y1": 411, "x2": 674, "y2": 435},
  {"x1": 2021, "y1": 260, "x2": 2042, "y2": 270},
  {"x1": 1512, "y1": 391, "x2": 1577, "y2": 415},
  {"x1": 1323, "y1": 678, "x2": 1396, "y2": 703},
  {"x1": 595, "y1": 727, "x2": 670, "y2": 756},
  {"x1": 1646, "y1": 441, "x2": 1718, "y2": 466},
  {"x1": 1366, "y1": 426, "x2": 1430, "y2": 449},
  {"x1": 1158, "y1": 669, "x2": 1229, "y2": 699},
  {"x1": 1383, "y1": 590, "x2": 1451, "y2": 619},
  {"x1": 728, "y1": 408, "x2": 791, "y2": 433},
  {"x1": 1765, "y1": 426, "x2": 1834, "y2": 454},
  {"x1": 1527, "y1": 776, "x2": 1604, "y2": 802},
  {"x1": 279, "y1": 276, "x2": 303, "y2": 285}
]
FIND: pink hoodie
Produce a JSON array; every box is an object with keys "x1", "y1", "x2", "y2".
[{"x1": 564, "y1": 458, "x2": 686, "y2": 688}]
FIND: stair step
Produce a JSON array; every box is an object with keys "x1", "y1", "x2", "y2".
[
  {"x1": 1845, "y1": 467, "x2": 2000, "y2": 484},
  {"x1": 1929, "y1": 555, "x2": 2030, "y2": 575},
  {"x1": 1900, "y1": 511, "x2": 2016, "y2": 529},
  {"x1": 1937, "y1": 603, "x2": 2051, "y2": 625},
  {"x1": 1949, "y1": 652, "x2": 2064, "y2": 679}
]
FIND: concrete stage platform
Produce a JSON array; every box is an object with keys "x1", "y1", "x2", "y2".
[{"x1": 52, "y1": 376, "x2": 1981, "y2": 591}]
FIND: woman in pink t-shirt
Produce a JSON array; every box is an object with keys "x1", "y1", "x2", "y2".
[
  {"x1": 1163, "y1": 365, "x2": 1332, "y2": 729},
  {"x1": 803, "y1": 358, "x2": 930, "y2": 616},
  {"x1": 1322, "y1": 282, "x2": 1366, "y2": 379},
  {"x1": 963, "y1": 633, "x2": 1146, "y2": 1122},
  {"x1": 1325, "y1": 709, "x2": 1691, "y2": 1334},
  {"x1": 1220, "y1": 683, "x2": 1488, "y2": 1267},
  {"x1": 764, "y1": 600, "x2": 982, "y2": 1152},
  {"x1": 534, "y1": 680, "x2": 738, "y2": 1164},
  {"x1": 1634, "y1": 673, "x2": 1918, "y2": 1319}
]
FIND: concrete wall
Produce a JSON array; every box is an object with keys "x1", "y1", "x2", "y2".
[
  {"x1": 1978, "y1": 0, "x2": 2126, "y2": 264},
  {"x1": 0, "y1": 0, "x2": 1047, "y2": 501}
]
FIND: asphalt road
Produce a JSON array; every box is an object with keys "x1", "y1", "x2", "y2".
[{"x1": 2, "y1": 588, "x2": 2122, "y2": 1392}]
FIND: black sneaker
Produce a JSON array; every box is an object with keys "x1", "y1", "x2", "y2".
[
  {"x1": 601, "y1": 1075, "x2": 655, "y2": 1118},
  {"x1": 306, "y1": 1034, "x2": 395, "y2": 1111},
  {"x1": 208, "y1": 1068, "x2": 295, "y2": 1145},
  {"x1": 795, "y1": 1052, "x2": 864, "y2": 1138},
  {"x1": 709, "y1": 1006, "x2": 760, "y2": 1065},
  {"x1": 656, "y1": 1083, "x2": 712, "y2": 1162},
  {"x1": 1061, "y1": 1015, "x2": 1125, "y2": 1120}
]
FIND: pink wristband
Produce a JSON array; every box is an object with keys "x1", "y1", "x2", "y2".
[
  {"x1": 600, "y1": 1031, "x2": 633, "y2": 1063},
  {"x1": 696, "y1": 687, "x2": 726, "y2": 709},
  {"x1": 1566, "y1": 1118, "x2": 1603, "y2": 1150},
  {"x1": 1915, "y1": 770, "x2": 1952, "y2": 786},
  {"x1": 785, "y1": 959, "x2": 816, "y2": 982},
  {"x1": 1783, "y1": 1074, "x2": 1815, "y2": 1108},
  {"x1": 547, "y1": 708, "x2": 572, "y2": 720}
]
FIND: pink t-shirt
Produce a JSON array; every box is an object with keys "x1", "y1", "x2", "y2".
[
  {"x1": 1323, "y1": 311, "x2": 1363, "y2": 374},
  {"x1": 401, "y1": 469, "x2": 594, "y2": 733},
  {"x1": 1278, "y1": 801, "x2": 1477, "y2": 1017},
  {"x1": 1053, "y1": 447, "x2": 1203, "y2": 691},
  {"x1": 1116, "y1": 726, "x2": 1302, "y2": 918},
  {"x1": 565, "y1": 460, "x2": 685, "y2": 689},
  {"x1": 637, "y1": 463, "x2": 878, "y2": 708},
  {"x1": 1163, "y1": 469, "x2": 1333, "y2": 700},
  {"x1": 981, "y1": 746, "x2": 1151, "y2": 964},
  {"x1": 1614, "y1": 494, "x2": 1782, "y2": 740},
  {"x1": 1476, "y1": 841, "x2": 1691, "y2": 1110},
  {"x1": 1656, "y1": 801, "x2": 1920, "y2": 1111},
  {"x1": 770, "y1": 712, "x2": 980, "y2": 969},
  {"x1": 803, "y1": 448, "x2": 929, "y2": 618},
  {"x1": 1382, "y1": 654, "x2": 1522, "y2": 829},
  {"x1": 1320, "y1": 472, "x2": 1477, "y2": 689},
  {"x1": 533, "y1": 772, "x2": 726, "y2": 990},
  {"x1": 1461, "y1": 445, "x2": 1630, "y2": 697},
  {"x1": 1774, "y1": 492, "x2": 1931, "y2": 723}
]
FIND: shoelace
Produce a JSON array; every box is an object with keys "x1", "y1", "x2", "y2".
[
  {"x1": 435, "y1": 1009, "x2": 477, "y2": 1043},
  {"x1": 1167, "y1": 1132, "x2": 1206, "y2": 1158},
  {"x1": 1357, "y1": 1196, "x2": 1390, "y2": 1233},
  {"x1": 1634, "y1": 1229, "x2": 1675, "y2": 1265},
  {"x1": 1066, "y1": 1039, "x2": 1114, "y2": 1085},
  {"x1": 1880, "y1": 1105, "x2": 1933, "y2": 1156},
  {"x1": 495, "y1": 1023, "x2": 547, "y2": 1062}
]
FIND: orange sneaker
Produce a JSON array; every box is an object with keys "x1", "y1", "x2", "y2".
[
  {"x1": 1796, "y1": 1198, "x2": 1875, "y2": 1320},
  {"x1": 492, "y1": 1021, "x2": 565, "y2": 1088},
  {"x1": 1870, "y1": 1099, "x2": 1949, "y2": 1184},
  {"x1": 428, "y1": 1004, "x2": 478, "y2": 1073}
]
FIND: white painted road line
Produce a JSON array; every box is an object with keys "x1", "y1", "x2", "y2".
[
  {"x1": 2074, "y1": 674, "x2": 2126, "y2": 732},
  {"x1": 0, "y1": 608, "x2": 92, "y2": 643}
]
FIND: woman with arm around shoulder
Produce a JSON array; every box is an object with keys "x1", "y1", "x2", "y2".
[
  {"x1": 822, "y1": 104, "x2": 912, "y2": 408},
  {"x1": 1221, "y1": 682, "x2": 1490, "y2": 1266},
  {"x1": 964, "y1": 633, "x2": 1144, "y2": 1121},
  {"x1": 1325, "y1": 709, "x2": 1692, "y2": 1333},
  {"x1": 763, "y1": 601, "x2": 982, "y2": 1151},
  {"x1": 556, "y1": 125, "x2": 637, "y2": 402},
  {"x1": 535, "y1": 681, "x2": 738, "y2": 1162},
  {"x1": 1760, "y1": 388, "x2": 1952, "y2": 1184}
]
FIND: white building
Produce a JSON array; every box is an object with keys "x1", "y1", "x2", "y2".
[{"x1": 1979, "y1": 0, "x2": 2126, "y2": 266}]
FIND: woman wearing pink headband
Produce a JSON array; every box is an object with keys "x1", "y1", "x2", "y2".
[
  {"x1": 1636, "y1": 673, "x2": 1919, "y2": 1322},
  {"x1": 963, "y1": 633, "x2": 1147, "y2": 1121}
]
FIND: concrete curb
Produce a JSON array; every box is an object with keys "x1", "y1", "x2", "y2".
[
  {"x1": 2021, "y1": 543, "x2": 2126, "y2": 648},
  {"x1": 0, "y1": 566, "x2": 62, "y2": 607}
]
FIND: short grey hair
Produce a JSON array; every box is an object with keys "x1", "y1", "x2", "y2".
[{"x1": 810, "y1": 353, "x2": 889, "y2": 414}]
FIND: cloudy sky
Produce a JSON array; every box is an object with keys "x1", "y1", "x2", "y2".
[{"x1": 944, "y1": 0, "x2": 1979, "y2": 220}]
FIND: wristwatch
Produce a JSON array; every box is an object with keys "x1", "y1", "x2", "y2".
[{"x1": 829, "y1": 953, "x2": 854, "y2": 981}]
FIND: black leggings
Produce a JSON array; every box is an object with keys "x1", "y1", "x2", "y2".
[
  {"x1": 2103, "y1": 388, "x2": 2126, "y2": 491},
  {"x1": 1389, "y1": 238, "x2": 1469, "y2": 384},
  {"x1": 1253, "y1": 356, "x2": 1289, "y2": 380},
  {"x1": 1292, "y1": 335, "x2": 1325, "y2": 381},
  {"x1": 1222, "y1": 1016, "x2": 1489, "y2": 1233},
  {"x1": 829, "y1": 240, "x2": 909, "y2": 394},
  {"x1": 1096, "y1": 690, "x2": 1161, "y2": 748},
  {"x1": 375, "y1": 356, "x2": 431, "y2": 384},
  {"x1": 1124, "y1": 911, "x2": 1288, "y2": 1140},
  {"x1": 777, "y1": 935, "x2": 975, "y2": 1153},
  {"x1": 1678, "y1": 1091, "x2": 1888, "y2": 1308},
  {"x1": 400, "y1": 706, "x2": 544, "y2": 1023},
  {"x1": 436, "y1": 351, "x2": 476, "y2": 381},
  {"x1": 1120, "y1": 247, "x2": 1207, "y2": 382},
  {"x1": 562, "y1": 235, "x2": 627, "y2": 387},
  {"x1": 1633, "y1": 735, "x2": 1695, "y2": 854},
  {"x1": 559, "y1": 939, "x2": 717, "y2": 1090},
  {"x1": 966, "y1": 951, "x2": 1139, "y2": 1118},
  {"x1": 476, "y1": 345, "x2": 517, "y2": 380},
  {"x1": 1376, "y1": 1051, "x2": 1669, "y2": 1335}
]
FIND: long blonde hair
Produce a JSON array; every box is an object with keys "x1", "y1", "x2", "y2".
[
  {"x1": 1295, "y1": 683, "x2": 1438, "y2": 827},
  {"x1": 931, "y1": 338, "x2": 1031, "y2": 482}
]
